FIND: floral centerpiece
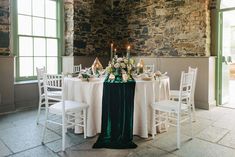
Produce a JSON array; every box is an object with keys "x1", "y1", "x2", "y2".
[{"x1": 106, "y1": 55, "x2": 135, "y2": 82}]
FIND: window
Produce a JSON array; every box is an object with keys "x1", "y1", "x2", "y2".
[
  {"x1": 220, "y1": 0, "x2": 235, "y2": 9},
  {"x1": 13, "y1": 0, "x2": 62, "y2": 81}
]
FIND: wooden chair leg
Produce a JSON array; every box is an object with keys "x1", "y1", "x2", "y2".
[
  {"x1": 42, "y1": 106, "x2": 48, "y2": 144},
  {"x1": 152, "y1": 110, "x2": 156, "y2": 139},
  {"x1": 191, "y1": 98, "x2": 196, "y2": 122},
  {"x1": 83, "y1": 109, "x2": 87, "y2": 139},
  {"x1": 37, "y1": 97, "x2": 43, "y2": 125},
  {"x1": 176, "y1": 113, "x2": 181, "y2": 149},
  {"x1": 189, "y1": 108, "x2": 193, "y2": 139},
  {"x1": 62, "y1": 114, "x2": 66, "y2": 151}
]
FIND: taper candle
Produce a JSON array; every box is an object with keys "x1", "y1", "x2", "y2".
[
  {"x1": 110, "y1": 43, "x2": 114, "y2": 60},
  {"x1": 114, "y1": 48, "x2": 117, "y2": 56},
  {"x1": 126, "y1": 45, "x2": 130, "y2": 59}
]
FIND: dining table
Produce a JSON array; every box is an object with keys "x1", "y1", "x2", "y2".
[{"x1": 63, "y1": 75, "x2": 170, "y2": 138}]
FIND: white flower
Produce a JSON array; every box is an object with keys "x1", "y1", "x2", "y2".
[
  {"x1": 122, "y1": 73, "x2": 128, "y2": 82},
  {"x1": 114, "y1": 63, "x2": 120, "y2": 68},
  {"x1": 127, "y1": 64, "x2": 132, "y2": 70},
  {"x1": 121, "y1": 63, "x2": 126, "y2": 68},
  {"x1": 109, "y1": 73, "x2": 115, "y2": 80},
  {"x1": 155, "y1": 71, "x2": 162, "y2": 77},
  {"x1": 117, "y1": 58, "x2": 123, "y2": 63},
  {"x1": 121, "y1": 69, "x2": 126, "y2": 74},
  {"x1": 124, "y1": 59, "x2": 128, "y2": 64}
]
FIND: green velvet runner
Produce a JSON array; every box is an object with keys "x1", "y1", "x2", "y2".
[{"x1": 93, "y1": 78, "x2": 137, "y2": 149}]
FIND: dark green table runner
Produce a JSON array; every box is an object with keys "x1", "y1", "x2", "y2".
[{"x1": 93, "y1": 79, "x2": 137, "y2": 149}]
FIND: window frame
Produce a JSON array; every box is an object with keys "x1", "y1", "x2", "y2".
[
  {"x1": 12, "y1": 0, "x2": 63, "y2": 81},
  {"x1": 216, "y1": 0, "x2": 235, "y2": 105}
]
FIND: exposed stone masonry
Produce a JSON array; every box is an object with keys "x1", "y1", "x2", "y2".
[
  {"x1": 64, "y1": 0, "x2": 74, "y2": 56},
  {"x1": 0, "y1": 0, "x2": 213, "y2": 57},
  {"x1": 111, "y1": 0, "x2": 211, "y2": 56},
  {"x1": 72, "y1": 0, "x2": 113, "y2": 56},
  {"x1": 67, "y1": 0, "x2": 211, "y2": 57},
  {"x1": 0, "y1": 0, "x2": 10, "y2": 54}
]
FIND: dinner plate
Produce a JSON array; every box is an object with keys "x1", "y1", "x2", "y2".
[{"x1": 141, "y1": 77, "x2": 152, "y2": 81}]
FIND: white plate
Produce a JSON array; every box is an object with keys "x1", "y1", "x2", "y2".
[{"x1": 141, "y1": 77, "x2": 152, "y2": 81}]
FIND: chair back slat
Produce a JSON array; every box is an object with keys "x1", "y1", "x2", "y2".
[
  {"x1": 179, "y1": 71, "x2": 194, "y2": 108},
  {"x1": 43, "y1": 74, "x2": 63, "y2": 100},
  {"x1": 36, "y1": 67, "x2": 46, "y2": 95},
  {"x1": 188, "y1": 67, "x2": 198, "y2": 98},
  {"x1": 74, "y1": 64, "x2": 82, "y2": 73}
]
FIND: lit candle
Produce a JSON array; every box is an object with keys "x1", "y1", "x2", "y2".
[
  {"x1": 110, "y1": 43, "x2": 114, "y2": 60},
  {"x1": 137, "y1": 59, "x2": 144, "y2": 74},
  {"x1": 114, "y1": 48, "x2": 117, "y2": 56},
  {"x1": 126, "y1": 45, "x2": 130, "y2": 59}
]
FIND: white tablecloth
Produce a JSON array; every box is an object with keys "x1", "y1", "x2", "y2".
[{"x1": 64, "y1": 76, "x2": 170, "y2": 138}]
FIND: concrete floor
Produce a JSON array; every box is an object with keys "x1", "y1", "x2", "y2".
[{"x1": 1, "y1": 107, "x2": 235, "y2": 157}]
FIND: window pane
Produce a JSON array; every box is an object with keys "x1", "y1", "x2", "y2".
[
  {"x1": 19, "y1": 57, "x2": 33, "y2": 77},
  {"x1": 34, "y1": 38, "x2": 46, "y2": 56},
  {"x1": 18, "y1": 15, "x2": 32, "y2": 35},
  {"x1": 221, "y1": 0, "x2": 235, "y2": 9},
  {"x1": 34, "y1": 57, "x2": 46, "y2": 75},
  {"x1": 18, "y1": 0, "x2": 32, "y2": 15},
  {"x1": 19, "y1": 37, "x2": 33, "y2": 56},
  {"x1": 32, "y1": 0, "x2": 45, "y2": 17},
  {"x1": 47, "y1": 57, "x2": 58, "y2": 74},
  {"x1": 33, "y1": 17, "x2": 45, "y2": 36},
  {"x1": 47, "y1": 39, "x2": 57, "y2": 56},
  {"x1": 46, "y1": 19, "x2": 57, "y2": 37},
  {"x1": 45, "y1": 0, "x2": 56, "y2": 19}
]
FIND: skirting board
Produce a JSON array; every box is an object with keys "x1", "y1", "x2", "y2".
[
  {"x1": 195, "y1": 100, "x2": 216, "y2": 110},
  {"x1": 0, "y1": 104, "x2": 15, "y2": 114}
]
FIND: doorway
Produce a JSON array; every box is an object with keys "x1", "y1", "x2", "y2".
[{"x1": 218, "y1": 5, "x2": 235, "y2": 107}]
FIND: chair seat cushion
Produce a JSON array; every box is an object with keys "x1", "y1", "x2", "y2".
[
  {"x1": 49, "y1": 100, "x2": 89, "y2": 114},
  {"x1": 152, "y1": 100, "x2": 188, "y2": 113}
]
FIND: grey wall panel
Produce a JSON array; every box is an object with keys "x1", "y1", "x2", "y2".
[{"x1": 0, "y1": 56, "x2": 14, "y2": 113}]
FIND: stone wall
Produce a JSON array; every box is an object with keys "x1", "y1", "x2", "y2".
[
  {"x1": 0, "y1": 0, "x2": 215, "y2": 57},
  {"x1": 64, "y1": 0, "x2": 74, "y2": 56},
  {"x1": 0, "y1": 0, "x2": 10, "y2": 55},
  {"x1": 112, "y1": 0, "x2": 211, "y2": 57},
  {"x1": 72, "y1": 0, "x2": 113, "y2": 56}
]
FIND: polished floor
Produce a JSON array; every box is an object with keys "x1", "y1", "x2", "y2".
[{"x1": 1, "y1": 107, "x2": 235, "y2": 157}]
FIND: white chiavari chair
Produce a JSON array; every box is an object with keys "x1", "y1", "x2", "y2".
[
  {"x1": 152, "y1": 71, "x2": 194, "y2": 149},
  {"x1": 36, "y1": 67, "x2": 62, "y2": 124},
  {"x1": 73, "y1": 64, "x2": 82, "y2": 73},
  {"x1": 41, "y1": 74, "x2": 89, "y2": 151},
  {"x1": 170, "y1": 67, "x2": 198, "y2": 121}
]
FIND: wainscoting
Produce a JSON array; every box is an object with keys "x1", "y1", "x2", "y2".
[
  {"x1": 133, "y1": 56, "x2": 216, "y2": 110},
  {"x1": 63, "y1": 56, "x2": 216, "y2": 110}
]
